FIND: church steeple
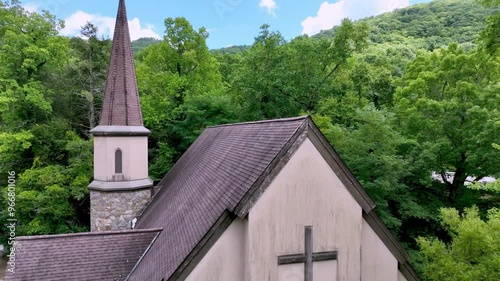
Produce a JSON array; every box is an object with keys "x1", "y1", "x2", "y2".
[
  {"x1": 88, "y1": 0, "x2": 153, "y2": 232},
  {"x1": 100, "y1": 0, "x2": 143, "y2": 126}
]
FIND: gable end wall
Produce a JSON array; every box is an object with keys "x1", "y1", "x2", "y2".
[{"x1": 247, "y1": 138, "x2": 363, "y2": 281}]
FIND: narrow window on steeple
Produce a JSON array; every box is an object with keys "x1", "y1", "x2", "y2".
[{"x1": 115, "y1": 149, "x2": 123, "y2": 174}]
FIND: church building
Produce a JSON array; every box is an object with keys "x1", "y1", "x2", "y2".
[{"x1": 6, "y1": 1, "x2": 420, "y2": 280}]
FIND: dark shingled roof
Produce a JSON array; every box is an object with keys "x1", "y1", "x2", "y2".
[
  {"x1": 4, "y1": 229, "x2": 161, "y2": 281},
  {"x1": 99, "y1": 0, "x2": 144, "y2": 126},
  {"x1": 129, "y1": 116, "x2": 309, "y2": 280}
]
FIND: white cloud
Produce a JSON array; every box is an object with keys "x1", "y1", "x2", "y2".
[
  {"x1": 259, "y1": 0, "x2": 278, "y2": 16},
  {"x1": 60, "y1": 11, "x2": 161, "y2": 41},
  {"x1": 128, "y1": 18, "x2": 160, "y2": 40},
  {"x1": 301, "y1": 0, "x2": 409, "y2": 36}
]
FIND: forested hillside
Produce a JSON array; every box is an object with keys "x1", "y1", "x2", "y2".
[
  {"x1": 211, "y1": 0, "x2": 498, "y2": 56},
  {"x1": 132, "y1": 37, "x2": 161, "y2": 54},
  {"x1": 1, "y1": 0, "x2": 499, "y2": 279},
  {"x1": 317, "y1": 0, "x2": 498, "y2": 46}
]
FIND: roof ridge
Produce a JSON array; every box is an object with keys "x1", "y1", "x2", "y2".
[
  {"x1": 17, "y1": 228, "x2": 163, "y2": 241},
  {"x1": 207, "y1": 116, "x2": 309, "y2": 129}
]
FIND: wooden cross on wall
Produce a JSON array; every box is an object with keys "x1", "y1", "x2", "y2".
[{"x1": 277, "y1": 226, "x2": 337, "y2": 281}]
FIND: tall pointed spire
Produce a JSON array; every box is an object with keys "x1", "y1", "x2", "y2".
[{"x1": 99, "y1": 0, "x2": 143, "y2": 126}]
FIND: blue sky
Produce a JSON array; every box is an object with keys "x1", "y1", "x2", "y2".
[{"x1": 21, "y1": 0, "x2": 432, "y2": 49}]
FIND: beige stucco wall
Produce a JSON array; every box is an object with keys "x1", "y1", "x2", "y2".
[
  {"x1": 277, "y1": 261, "x2": 337, "y2": 281},
  {"x1": 398, "y1": 271, "x2": 409, "y2": 281},
  {"x1": 361, "y1": 218, "x2": 398, "y2": 281},
  {"x1": 247, "y1": 138, "x2": 363, "y2": 281},
  {"x1": 93, "y1": 136, "x2": 148, "y2": 181},
  {"x1": 185, "y1": 219, "x2": 246, "y2": 281}
]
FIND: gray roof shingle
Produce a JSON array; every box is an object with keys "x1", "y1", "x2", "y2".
[
  {"x1": 130, "y1": 116, "x2": 308, "y2": 280},
  {"x1": 5, "y1": 229, "x2": 161, "y2": 281}
]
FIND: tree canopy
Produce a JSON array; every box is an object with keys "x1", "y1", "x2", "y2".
[{"x1": 418, "y1": 207, "x2": 500, "y2": 281}]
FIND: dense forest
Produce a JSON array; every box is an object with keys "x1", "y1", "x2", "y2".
[{"x1": 1, "y1": 0, "x2": 499, "y2": 279}]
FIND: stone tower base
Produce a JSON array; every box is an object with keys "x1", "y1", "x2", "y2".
[{"x1": 90, "y1": 189, "x2": 151, "y2": 232}]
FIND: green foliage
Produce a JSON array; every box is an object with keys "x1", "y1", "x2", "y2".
[
  {"x1": 470, "y1": 180, "x2": 500, "y2": 193},
  {"x1": 0, "y1": 0, "x2": 69, "y2": 128},
  {"x1": 395, "y1": 44, "x2": 500, "y2": 201},
  {"x1": 0, "y1": 2, "x2": 91, "y2": 242},
  {"x1": 14, "y1": 163, "x2": 89, "y2": 235},
  {"x1": 317, "y1": 0, "x2": 497, "y2": 50},
  {"x1": 469, "y1": 143, "x2": 500, "y2": 193},
  {"x1": 169, "y1": 93, "x2": 238, "y2": 152},
  {"x1": 315, "y1": 106, "x2": 411, "y2": 231},
  {"x1": 132, "y1": 37, "x2": 161, "y2": 54},
  {"x1": 210, "y1": 45, "x2": 249, "y2": 55},
  {"x1": 61, "y1": 22, "x2": 111, "y2": 130},
  {"x1": 0, "y1": 123, "x2": 92, "y2": 239},
  {"x1": 418, "y1": 207, "x2": 500, "y2": 281},
  {"x1": 30, "y1": 119, "x2": 72, "y2": 164},
  {"x1": 136, "y1": 17, "x2": 236, "y2": 174},
  {"x1": 0, "y1": 131, "x2": 33, "y2": 177},
  {"x1": 0, "y1": 79, "x2": 52, "y2": 126},
  {"x1": 149, "y1": 142, "x2": 175, "y2": 182},
  {"x1": 231, "y1": 20, "x2": 368, "y2": 120},
  {"x1": 0, "y1": 1, "x2": 66, "y2": 82},
  {"x1": 477, "y1": 0, "x2": 500, "y2": 55}
]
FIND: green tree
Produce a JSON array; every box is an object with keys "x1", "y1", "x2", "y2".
[
  {"x1": 332, "y1": 50, "x2": 397, "y2": 109},
  {"x1": 394, "y1": 44, "x2": 500, "y2": 202},
  {"x1": 61, "y1": 22, "x2": 110, "y2": 131},
  {"x1": 0, "y1": 3, "x2": 93, "y2": 242},
  {"x1": 477, "y1": 0, "x2": 500, "y2": 54},
  {"x1": 418, "y1": 206, "x2": 500, "y2": 281},
  {"x1": 232, "y1": 20, "x2": 368, "y2": 120},
  {"x1": 136, "y1": 17, "x2": 222, "y2": 120},
  {"x1": 0, "y1": 1, "x2": 68, "y2": 128},
  {"x1": 313, "y1": 106, "x2": 425, "y2": 234},
  {"x1": 231, "y1": 24, "x2": 294, "y2": 119},
  {"x1": 136, "y1": 17, "x2": 234, "y2": 179},
  {"x1": 1, "y1": 126, "x2": 92, "y2": 240},
  {"x1": 469, "y1": 143, "x2": 500, "y2": 193},
  {"x1": 316, "y1": 0, "x2": 496, "y2": 50},
  {"x1": 13, "y1": 132, "x2": 92, "y2": 236}
]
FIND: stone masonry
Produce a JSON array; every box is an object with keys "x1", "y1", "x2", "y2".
[{"x1": 90, "y1": 189, "x2": 151, "y2": 231}]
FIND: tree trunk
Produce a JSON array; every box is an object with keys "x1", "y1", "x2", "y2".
[
  {"x1": 447, "y1": 153, "x2": 468, "y2": 202},
  {"x1": 89, "y1": 98, "x2": 95, "y2": 129}
]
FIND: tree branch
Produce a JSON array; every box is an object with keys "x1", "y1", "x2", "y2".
[
  {"x1": 440, "y1": 170, "x2": 452, "y2": 186},
  {"x1": 313, "y1": 63, "x2": 340, "y2": 96},
  {"x1": 271, "y1": 85, "x2": 310, "y2": 109},
  {"x1": 440, "y1": 81, "x2": 448, "y2": 100}
]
